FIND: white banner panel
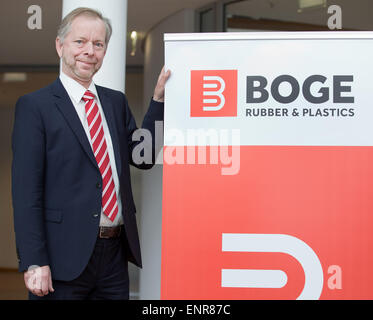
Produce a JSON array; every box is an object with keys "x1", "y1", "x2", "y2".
[
  {"x1": 162, "y1": 32, "x2": 373, "y2": 300},
  {"x1": 164, "y1": 32, "x2": 373, "y2": 146}
]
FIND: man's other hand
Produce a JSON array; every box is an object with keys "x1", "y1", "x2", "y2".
[
  {"x1": 153, "y1": 66, "x2": 171, "y2": 102},
  {"x1": 24, "y1": 265, "x2": 54, "y2": 297}
]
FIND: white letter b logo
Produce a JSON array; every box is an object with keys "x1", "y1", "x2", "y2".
[
  {"x1": 203, "y1": 76, "x2": 225, "y2": 111},
  {"x1": 221, "y1": 233, "x2": 324, "y2": 300}
]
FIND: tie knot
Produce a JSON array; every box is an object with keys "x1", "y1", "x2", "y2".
[{"x1": 82, "y1": 90, "x2": 95, "y2": 102}]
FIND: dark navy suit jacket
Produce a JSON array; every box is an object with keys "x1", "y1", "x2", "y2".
[{"x1": 12, "y1": 78, "x2": 163, "y2": 281}]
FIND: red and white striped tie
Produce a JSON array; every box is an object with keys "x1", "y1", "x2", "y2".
[{"x1": 82, "y1": 90, "x2": 118, "y2": 222}]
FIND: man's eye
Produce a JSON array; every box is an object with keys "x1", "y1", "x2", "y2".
[
  {"x1": 95, "y1": 42, "x2": 104, "y2": 48},
  {"x1": 75, "y1": 40, "x2": 83, "y2": 44}
]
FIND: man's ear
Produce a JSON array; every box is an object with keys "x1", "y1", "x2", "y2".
[{"x1": 55, "y1": 37, "x2": 63, "y2": 58}]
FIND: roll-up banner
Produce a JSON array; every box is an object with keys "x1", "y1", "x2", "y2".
[{"x1": 161, "y1": 32, "x2": 373, "y2": 300}]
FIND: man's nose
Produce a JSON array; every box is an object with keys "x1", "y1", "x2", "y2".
[{"x1": 84, "y1": 42, "x2": 94, "y2": 55}]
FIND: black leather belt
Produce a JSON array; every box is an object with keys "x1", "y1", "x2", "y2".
[{"x1": 98, "y1": 225, "x2": 123, "y2": 239}]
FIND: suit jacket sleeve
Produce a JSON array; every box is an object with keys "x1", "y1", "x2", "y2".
[
  {"x1": 12, "y1": 95, "x2": 50, "y2": 272},
  {"x1": 124, "y1": 95, "x2": 164, "y2": 169}
]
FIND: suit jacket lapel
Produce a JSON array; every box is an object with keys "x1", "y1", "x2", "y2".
[
  {"x1": 96, "y1": 86, "x2": 122, "y2": 178},
  {"x1": 51, "y1": 78, "x2": 99, "y2": 170}
]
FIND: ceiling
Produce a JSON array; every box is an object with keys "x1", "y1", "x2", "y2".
[
  {"x1": 2, "y1": 0, "x2": 372, "y2": 68},
  {"x1": 0, "y1": 0, "x2": 215, "y2": 67},
  {"x1": 127, "y1": 0, "x2": 214, "y2": 33}
]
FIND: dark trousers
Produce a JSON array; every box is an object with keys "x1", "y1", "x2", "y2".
[{"x1": 29, "y1": 237, "x2": 129, "y2": 300}]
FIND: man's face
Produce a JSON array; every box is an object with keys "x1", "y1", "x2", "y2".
[{"x1": 56, "y1": 15, "x2": 107, "y2": 85}]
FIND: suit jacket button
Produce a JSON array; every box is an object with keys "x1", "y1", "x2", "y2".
[
  {"x1": 93, "y1": 213, "x2": 99, "y2": 218},
  {"x1": 96, "y1": 182, "x2": 102, "y2": 189}
]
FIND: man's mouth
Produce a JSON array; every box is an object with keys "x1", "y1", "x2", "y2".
[{"x1": 78, "y1": 61, "x2": 96, "y2": 66}]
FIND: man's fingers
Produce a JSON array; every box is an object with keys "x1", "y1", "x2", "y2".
[
  {"x1": 153, "y1": 66, "x2": 171, "y2": 102},
  {"x1": 32, "y1": 289, "x2": 44, "y2": 297},
  {"x1": 160, "y1": 68, "x2": 171, "y2": 83},
  {"x1": 49, "y1": 275, "x2": 55, "y2": 293},
  {"x1": 32, "y1": 276, "x2": 44, "y2": 296},
  {"x1": 163, "y1": 69, "x2": 171, "y2": 83},
  {"x1": 41, "y1": 275, "x2": 49, "y2": 295},
  {"x1": 157, "y1": 66, "x2": 171, "y2": 84}
]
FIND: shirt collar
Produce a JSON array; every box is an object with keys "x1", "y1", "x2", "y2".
[{"x1": 59, "y1": 71, "x2": 98, "y2": 104}]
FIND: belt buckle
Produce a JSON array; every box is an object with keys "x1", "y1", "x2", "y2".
[{"x1": 99, "y1": 227, "x2": 110, "y2": 239}]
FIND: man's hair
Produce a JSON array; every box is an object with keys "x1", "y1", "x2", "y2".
[{"x1": 57, "y1": 7, "x2": 112, "y2": 46}]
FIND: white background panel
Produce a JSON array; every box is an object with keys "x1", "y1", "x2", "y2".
[{"x1": 164, "y1": 32, "x2": 373, "y2": 146}]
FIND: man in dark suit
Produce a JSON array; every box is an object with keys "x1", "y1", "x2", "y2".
[{"x1": 11, "y1": 7, "x2": 170, "y2": 299}]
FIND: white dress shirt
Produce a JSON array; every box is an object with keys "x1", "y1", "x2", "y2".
[{"x1": 59, "y1": 72, "x2": 123, "y2": 227}]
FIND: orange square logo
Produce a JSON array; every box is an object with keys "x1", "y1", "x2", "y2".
[{"x1": 191, "y1": 70, "x2": 237, "y2": 117}]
